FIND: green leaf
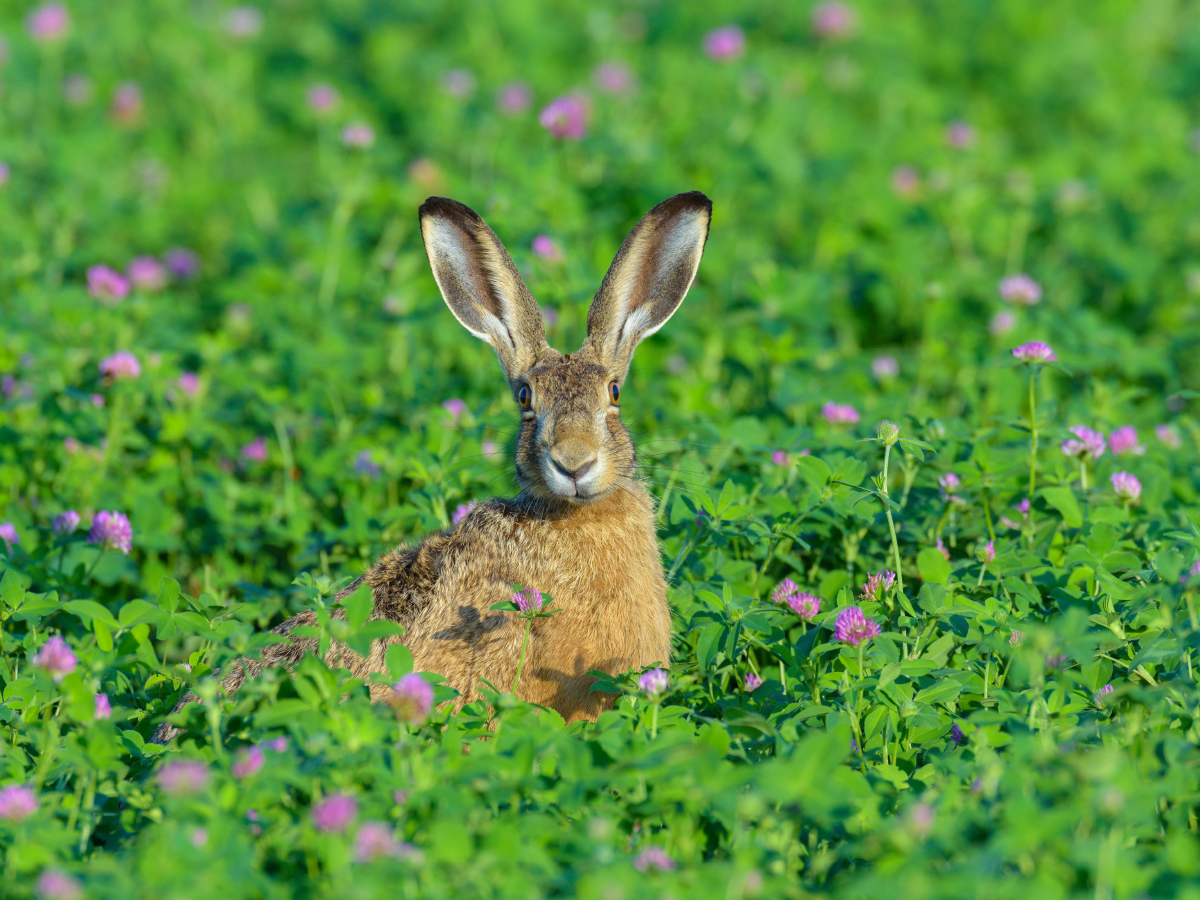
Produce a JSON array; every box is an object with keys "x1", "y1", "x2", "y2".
[
  {"x1": 917, "y1": 548, "x2": 951, "y2": 584},
  {"x1": 1086, "y1": 522, "x2": 1117, "y2": 559},
  {"x1": 118, "y1": 599, "x2": 160, "y2": 628},
  {"x1": 918, "y1": 582, "x2": 946, "y2": 612},
  {"x1": 1129, "y1": 632, "x2": 1178, "y2": 669},
  {"x1": 1042, "y1": 487, "x2": 1082, "y2": 528},
  {"x1": 696, "y1": 722, "x2": 730, "y2": 758},
  {"x1": 1063, "y1": 545, "x2": 1099, "y2": 568},
  {"x1": 696, "y1": 623, "x2": 724, "y2": 671},
  {"x1": 898, "y1": 438, "x2": 935, "y2": 461},
  {"x1": 1101, "y1": 551, "x2": 1141, "y2": 572},
  {"x1": 94, "y1": 619, "x2": 113, "y2": 652},
  {"x1": 157, "y1": 576, "x2": 182, "y2": 613},
  {"x1": 1156, "y1": 550, "x2": 1184, "y2": 584},
  {"x1": 64, "y1": 600, "x2": 120, "y2": 629},
  {"x1": 385, "y1": 642, "x2": 414, "y2": 679},
  {"x1": 793, "y1": 626, "x2": 822, "y2": 661},
  {"x1": 343, "y1": 582, "x2": 373, "y2": 630},
  {"x1": 872, "y1": 763, "x2": 909, "y2": 788},
  {"x1": 254, "y1": 698, "x2": 315, "y2": 728},
  {"x1": 915, "y1": 680, "x2": 965, "y2": 706},
  {"x1": 716, "y1": 479, "x2": 737, "y2": 515},
  {"x1": 0, "y1": 569, "x2": 24, "y2": 609},
  {"x1": 344, "y1": 620, "x2": 406, "y2": 658},
  {"x1": 795, "y1": 456, "x2": 832, "y2": 490},
  {"x1": 876, "y1": 661, "x2": 904, "y2": 691},
  {"x1": 863, "y1": 705, "x2": 889, "y2": 739},
  {"x1": 831, "y1": 457, "x2": 868, "y2": 488}
]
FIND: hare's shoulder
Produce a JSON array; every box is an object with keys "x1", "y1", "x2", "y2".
[
  {"x1": 355, "y1": 528, "x2": 449, "y2": 625},
  {"x1": 358, "y1": 502, "x2": 514, "y2": 624}
]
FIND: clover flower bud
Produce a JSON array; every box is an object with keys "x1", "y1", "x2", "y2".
[{"x1": 876, "y1": 419, "x2": 900, "y2": 446}]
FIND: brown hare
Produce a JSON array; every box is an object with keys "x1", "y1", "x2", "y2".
[{"x1": 153, "y1": 190, "x2": 712, "y2": 743}]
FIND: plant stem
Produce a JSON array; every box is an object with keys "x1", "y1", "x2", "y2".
[
  {"x1": 655, "y1": 465, "x2": 680, "y2": 523},
  {"x1": 856, "y1": 643, "x2": 867, "y2": 719},
  {"x1": 77, "y1": 770, "x2": 96, "y2": 855},
  {"x1": 318, "y1": 192, "x2": 356, "y2": 310},
  {"x1": 272, "y1": 414, "x2": 297, "y2": 525},
  {"x1": 102, "y1": 389, "x2": 126, "y2": 478},
  {"x1": 1080, "y1": 459, "x2": 1088, "y2": 491},
  {"x1": 650, "y1": 701, "x2": 659, "y2": 740},
  {"x1": 751, "y1": 534, "x2": 780, "y2": 599},
  {"x1": 1027, "y1": 367, "x2": 1038, "y2": 505},
  {"x1": 84, "y1": 547, "x2": 106, "y2": 580},
  {"x1": 512, "y1": 617, "x2": 532, "y2": 693},
  {"x1": 880, "y1": 445, "x2": 905, "y2": 598},
  {"x1": 666, "y1": 528, "x2": 703, "y2": 582}
]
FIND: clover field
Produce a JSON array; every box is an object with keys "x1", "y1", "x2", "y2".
[{"x1": 2, "y1": 1, "x2": 1200, "y2": 898}]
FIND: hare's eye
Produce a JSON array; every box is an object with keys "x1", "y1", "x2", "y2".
[
  {"x1": 517, "y1": 385, "x2": 532, "y2": 409},
  {"x1": 609, "y1": 382, "x2": 620, "y2": 404}
]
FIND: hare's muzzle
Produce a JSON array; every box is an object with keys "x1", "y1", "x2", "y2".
[{"x1": 543, "y1": 441, "x2": 603, "y2": 500}]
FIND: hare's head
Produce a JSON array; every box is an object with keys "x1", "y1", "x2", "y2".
[{"x1": 420, "y1": 192, "x2": 711, "y2": 503}]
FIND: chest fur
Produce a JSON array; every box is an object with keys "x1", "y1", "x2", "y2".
[{"x1": 522, "y1": 504, "x2": 671, "y2": 678}]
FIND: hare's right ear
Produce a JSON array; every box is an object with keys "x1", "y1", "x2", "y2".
[
  {"x1": 584, "y1": 191, "x2": 711, "y2": 380},
  {"x1": 419, "y1": 197, "x2": 548, "y2": 382}
]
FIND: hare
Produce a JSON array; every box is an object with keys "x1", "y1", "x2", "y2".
[{"x1": 153, "y1": 191, "x2": 712, "y2": 743}]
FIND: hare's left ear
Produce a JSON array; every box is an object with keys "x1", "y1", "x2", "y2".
[{"x1": 584, "y1": 191, "x2": 711, "y2": 380}]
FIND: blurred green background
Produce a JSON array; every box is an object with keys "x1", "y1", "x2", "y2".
[{"x1": 3, "y1": 1, "x2": 1200, "y2": 898}]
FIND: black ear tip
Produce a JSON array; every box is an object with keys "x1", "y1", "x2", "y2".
[
  {"x1": 418, "y1": 196, "x2": 482, "y2": 224},
  {"x1": 657, "y1": 191, "x2": 713, "y2": 219}
]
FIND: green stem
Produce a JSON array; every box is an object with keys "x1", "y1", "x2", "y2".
[
  {"x1": 318, "y1": 193, "x2": 356, "y2": 310},
  {"x1": 881, "y1": 445, "x2": 905, "y2": 598},
  {"x1": 650, "y1": 701, "x2": 659, "y2": 740},
  {"x1": 751, "y1": 536, "x2": 780, "y2": 599},
  {"x1": 77, "y1": 770, "x2": 96, "y2": 855},
  {"x1": 209, "y1": 711, "x2": 223, "y2": 759},
  {"x1": 977, "y1": 564, "x2": 987, "y2": 588},
  {"x1": 655, "y1": 465, "x2": 680, "y2": 523},
  {"x1": 272, "y1": 414, "x2": 297, "y2": 525},
  {"x1": 665, "y1": 530, "x2": 702, "y2": 582},
  {"x1": 83, "y1": 547, "x2": 106, "y2": 580},
  {"x1": 512, "y1": 617, "x2": 532, "y2": 693},
  {"x1": 982, "y1": 487, "x2": 996, "y2": 541},
  {"x1": 1080, "y1": 459, "x2": 1088, "y2": 491},
  {"x1": 751, "y1": 504, "x2": 818, "y2": 598},
  {"x1": 1027, "y1": 368, "x2": 1038, "y2": 505},
  {"x1": 102, "y1": 389, "x2": 126, "y2": 478},
  {"x1": 856, "y1": 643, "x2": 866, "y2": 718}
]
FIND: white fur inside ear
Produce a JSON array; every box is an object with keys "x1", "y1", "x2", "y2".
[
  {"x1": 422, "y1": 216, "x2": 511, "y2": 347},
  {"x1": 608, "y1": 207, "x2": 706, "y2": 348}
]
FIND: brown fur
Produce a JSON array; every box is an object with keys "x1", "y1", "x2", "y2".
[{"x1": 152, "y1": 191, "x2": 712, "y2": 743}]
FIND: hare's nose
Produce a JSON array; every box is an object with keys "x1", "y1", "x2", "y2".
[{"x1": 550, "y1": 453, "x2": 596, "y2": 482}]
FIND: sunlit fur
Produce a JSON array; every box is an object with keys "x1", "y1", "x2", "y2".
[{"x1": 153, "y1": 191, "x2": 710, "y2": 742}]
